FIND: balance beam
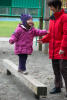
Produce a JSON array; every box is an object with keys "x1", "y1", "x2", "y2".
[{"x1": 3, "y1": 59, "x2": 47, "y2": 98}]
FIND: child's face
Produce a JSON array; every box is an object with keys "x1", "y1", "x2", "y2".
[{"x1": 27, "y1": 18, "x2": 34, "y2": 27}]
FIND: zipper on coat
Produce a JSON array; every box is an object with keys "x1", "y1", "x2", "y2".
[{"x1": 52, "y1": 20, "x2": 56, "y2": 59}]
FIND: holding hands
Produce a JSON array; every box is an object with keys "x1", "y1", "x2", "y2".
[
  {"x1": 37, "y1": 40, "x2": 43, "y2": 44},
  {"x1": 37, "y1": 30, "x2": 50, "y2": 44}
]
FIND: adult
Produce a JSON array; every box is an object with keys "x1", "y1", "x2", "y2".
[{"x1": 38, "y1": 0, "x2": 67, "y2": 97}]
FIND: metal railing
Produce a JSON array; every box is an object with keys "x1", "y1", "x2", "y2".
[{"x1": 0, "y1": 0, "x2": 45, "y2": 18}]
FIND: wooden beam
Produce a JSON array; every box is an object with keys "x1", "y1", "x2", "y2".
[{"x1": 3, "y1": 59, "x2": 47, "y2": 98}]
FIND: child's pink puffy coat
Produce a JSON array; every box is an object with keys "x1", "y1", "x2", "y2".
[{"x1": 9, "y1": 24, "x2": 47, "y2": 54}]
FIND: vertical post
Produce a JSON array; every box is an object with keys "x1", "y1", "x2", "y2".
[
  {"x1": 44, "y1": 0, "x2": 49, "y2": 54},
  {"x1": 10, "y1": 7, "x2": 12, "y2": 16},
  {"x1": 25, "y1": 9, "x2": 27, "y2": 14},
  {"x1": 66, "y1": 2, "x2": 67, "y2": 8},
  {"x1": 39, "y1": 18, "x2": 43, "y2": 51},
  {"x1": 39, "y1": 0, "x2": 44, "y2": 51}
]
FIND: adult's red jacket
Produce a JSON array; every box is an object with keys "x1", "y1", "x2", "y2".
[{"x1": 41, "y1": 9, "x2": 67, "y2": 59}]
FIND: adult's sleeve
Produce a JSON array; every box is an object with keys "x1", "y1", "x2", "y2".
[
  {"x1": 41, "y1": 20, "x2": 51, "y2": 43},
  {"x1": 41, "y1": 33, "x2": 51, "y2": 43},
  {"x1": 60, "y1": 14, "x2": 67, "y2": 50}
]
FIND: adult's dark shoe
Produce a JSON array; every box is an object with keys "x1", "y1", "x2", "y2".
[{"x1": 50, "y1": 87, "x2": 61, "y2": 94}]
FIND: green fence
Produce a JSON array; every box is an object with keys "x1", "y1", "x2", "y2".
[{"x1": 0, "y1": 0, "x2": 45, "y2": 18}]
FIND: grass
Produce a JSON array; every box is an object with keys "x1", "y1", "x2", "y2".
[{"x1": 0, "y1": 21, "x2": 39, "y2": 37}]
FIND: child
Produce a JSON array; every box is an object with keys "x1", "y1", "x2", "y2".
[{"x1": 9, "y1": 14, "x2": 48, "y2": 75}]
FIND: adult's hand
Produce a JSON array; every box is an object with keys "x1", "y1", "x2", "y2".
[
  {"x1": 37, "y1": 40, "x2": 43, "y2": 44},
  {"x1": 59, "y1": 49, "x2": 64, "y2": 55}
]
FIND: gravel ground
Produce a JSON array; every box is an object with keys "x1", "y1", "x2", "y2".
[{"x1": 0, "y1": 40, "x2": 66, "y2": 100}]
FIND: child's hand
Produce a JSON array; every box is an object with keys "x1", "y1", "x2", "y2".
[
  {"x1": 37, "y1": 40, "x2": 43, "y2": 44},
  {"x1": 9, "y1": 39, "x2": 14, "y2": 44}
]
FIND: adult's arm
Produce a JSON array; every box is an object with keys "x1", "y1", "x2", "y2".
[
  {"x1": 60, "y1": 14, "x2": 67, "y2": 50},
  {"x1": 41, "y1": 20, "x2": 51, "y2": 43}
]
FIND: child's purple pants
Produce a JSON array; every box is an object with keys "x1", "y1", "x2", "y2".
[{"x1": 18, "y1": 54, "x2": 28, "y2": 71}]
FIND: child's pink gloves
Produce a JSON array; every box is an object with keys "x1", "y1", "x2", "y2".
[{"x1": 9, "y1": 39, "x2": 14, "y2": 44}]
